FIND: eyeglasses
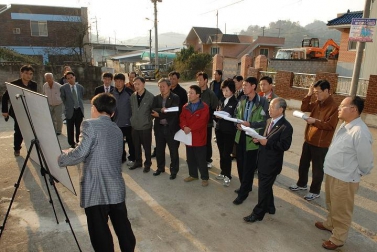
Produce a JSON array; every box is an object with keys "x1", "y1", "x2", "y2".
[{"x1": 338, "y1": 105, "x2": 355, "y2": 110}]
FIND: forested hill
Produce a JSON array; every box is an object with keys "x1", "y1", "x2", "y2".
[{"x1": 239, "y1": 20, "x2": 341, "y2": 48}]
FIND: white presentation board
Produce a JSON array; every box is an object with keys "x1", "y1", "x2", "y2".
[{"x1": 6, "y1": 83, "x2": 76, "y2": 195}]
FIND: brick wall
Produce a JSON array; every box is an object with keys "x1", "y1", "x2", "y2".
[
  {"x1": 338, "y1": 29, "x2": 357, "y2": 63},
  {"x1": 269, "y1": 59, "x2": 337, "y2": 74},
  {"x1": 364, "y1": 75, "x2": 377, "y2": 114},
  {"x1": 240, "y1": 55, "x2": 252, "y2": 78},
  {"x1": 212, "y1": 54, "x2": 223, "y2": 78},
  {"x1": 272, "y1": 70, "x2": 376, "y2": 115},
  {"x1": 254, "y1": 55, "x2": 268, "y2": 71},
  {"x1": 0, "y1": 5, "x2": 83, "y2": 48}
]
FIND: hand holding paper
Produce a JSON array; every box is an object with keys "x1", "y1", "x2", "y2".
[
  {"x1": 164, "y1": 106, "x2": 179, "y2": 112},
  {"x1": 293, "y1": 110, "x2": 309, "y2": 120},
  {"x1": 240, "y1": 125, "x2": 266, "y2": 139}
]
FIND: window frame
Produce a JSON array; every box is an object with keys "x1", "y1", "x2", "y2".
[
  {"x1": 30, "y1": 21, "x2": 48, "y2": 37},
  {"x1": 260, "y1": 48, "x2": 269, "y2": 57}
]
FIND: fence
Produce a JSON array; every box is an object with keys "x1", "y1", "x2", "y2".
[{"x1": 336, "y1": 76, "x2": 369, "y2": 97}]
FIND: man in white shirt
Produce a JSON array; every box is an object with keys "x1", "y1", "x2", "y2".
[
  {"x1": 43, "y1": 73, "x2": 63, "y2": 135},
  {"x1": 315, "y1": 96, "x2": 374, "y2": 250}
]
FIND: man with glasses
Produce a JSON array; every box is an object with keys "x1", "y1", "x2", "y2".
[
  {"x1": 289, "y1": 80, "x2": 338, "y2": 201},
  {"x1": 315, "y1": 96, "x2": 373, "y2": 250}
]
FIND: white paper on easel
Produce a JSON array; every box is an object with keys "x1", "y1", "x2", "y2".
[
  {"x1": 174, "y1": 129, "x2": 192, "y2": 145},
  {"x1": 240, "y1": 125, "x2": 266, "y2": 139},
  {"x1": 293, "y1": 110, "x2": 309, "y2": 120}
]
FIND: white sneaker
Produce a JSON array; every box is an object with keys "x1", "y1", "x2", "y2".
[
  {"x1": 289, "y1": 184, "x2": 308, "y2": 191},
  {"x1": 304, "y1": 193, "x2": 320, "y2": 201},
  {"x1": 223, "y1": 176, "x2": 231, "y2": 187},
  {"x1": 207, "y1": 162, "x2": 212, "y2": 168},
  {"x1": 216, "y1": 174, "x2": 225, "y2": 180},
  {"x1": 126, "y1": 160, "x2": 134, "y2": 166}
]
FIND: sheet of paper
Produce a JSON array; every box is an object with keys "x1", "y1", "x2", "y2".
[
  {"x1": 214, "y1": 111, "x2": 230, "y2": 118},
  {"x1": 240, "y1": 125, "x2": 266, "y2": 139},
  {"x1": 174, "y1": 129, "x2": 192, "y2": 145},
  {"x1": 165, "y1": 106, "x2": 179, "y2": 112},
  {"x1": 293, "y1": 110, "x2": 309, "y2": 120},
  {"x1": 224, "y1": 117, "x2": 244, "y2": 124}
]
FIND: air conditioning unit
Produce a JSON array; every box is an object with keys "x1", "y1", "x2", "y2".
[{"x1": 13, "y1": 28, "x2": 20, "y2": 34}]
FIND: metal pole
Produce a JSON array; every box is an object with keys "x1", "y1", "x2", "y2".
[
  {"x1": 149, "y1": 29, "x2": 152, "y2": 63},
  {"x1": 350, "y1": 0, "x2": 371, "y2": 96},
  {"x1": 154, "y1": 0, "x2": 159, "y2": 69}
]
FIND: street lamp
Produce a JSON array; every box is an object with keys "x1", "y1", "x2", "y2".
[{"x1": 151, "y1": 0, "x2": 162, "y2": 70}]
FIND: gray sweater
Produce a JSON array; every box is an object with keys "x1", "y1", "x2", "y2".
[{"x1": 112, "y1": 87, "x2": 133, "y2": 127}]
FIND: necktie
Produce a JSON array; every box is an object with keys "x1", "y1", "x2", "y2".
[
  {"x1": 72, "y1": 86, "x2": 79, "y2": 108},
  {"x1": 105, "y1": 87, "x2": 109, "y2": 93},
  {"x1": 268, "y1": 121, "x2": 275, "y2": 134}
]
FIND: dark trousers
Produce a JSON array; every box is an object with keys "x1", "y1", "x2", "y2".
[
  {"x1": 252, "y1": 172, "x2": 278, "y2": 219},
  {"x1": 132, "y1": 128, "x2": 152, "y2": 168},
  {"x1": 215, "y1": 129, "x2": 235, "y2": 179},
  {"x1": 186, "y1": 145, "x2": 209, "y2": 180},
  {"x1": 297, "y1": 142, "x2": 328, "y2": 194},
  {"x1": 120, "y1": 126, "x2": 135, "y2": 162},
  {"x1": 206, "y1": 126, "x2": 213, "y2": 163},
  {"x1": 236, "y1": 132, "x2": 258, "y2": 199},
  {"x1": 66, "y1": 108, "x2": 83, "y2": 146},
  {"x1": 12, "y1": 116, "x2": 23, "y2": 151},
  {"x1": 155, "y1": 125, "x2": 180, "y2": 175},
  {"x1": 85, "y1": 202, "x2": 136, "y2": 252}
]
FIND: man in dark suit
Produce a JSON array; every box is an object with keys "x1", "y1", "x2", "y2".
[
  {"x1": 233, "y1": 75, "x2": 244, "y2": 100},
  {"x1": 151, "y1": 78, "x2": 180, "y2": 179},
  {"x1": 94, "y1": 72, "x2": 114, "y2": 95},
  {"x1": 2, "y1": 65, "x2": 38, "y2": 156},
  {"x1": 60, "y1": 71, "x2": 85, "y2": 148},
  {"x1": 58, "y1": 93, "x2": 136, "y2": 252},
  {"x1": 244, "y1": 97, "x2": 293, "y2": 223}
]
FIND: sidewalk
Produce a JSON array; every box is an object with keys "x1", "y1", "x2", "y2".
[{"x1": 0, "y1": 80, "x2": 376, "y2": 251}]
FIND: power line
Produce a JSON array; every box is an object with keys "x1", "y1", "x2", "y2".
[{"x1": 199, "y1": 0, "x2": 245, "y2": 15}]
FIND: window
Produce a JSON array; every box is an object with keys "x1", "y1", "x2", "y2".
[
  {"x1": 260, "y1": 48, "x2": 269, "y2": 57},
  {"x1": 211, "y1": 47, "x2": 219, "y2": 55},
  {"x1": 30, "y1": 21, "x2": 48, "y2": 36},
  {"x1": 348, "y1": 41, "x2": 357, "y2": 51},
  {"x1": 13, "y1": 28, "x2": 20, "y2": 34}
]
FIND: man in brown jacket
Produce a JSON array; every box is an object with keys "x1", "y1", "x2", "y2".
[{"x1": 289, "y1": 80, "x2": 338, "y2": 201}]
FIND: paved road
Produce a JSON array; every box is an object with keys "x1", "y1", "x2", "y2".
[{"x1": 0, "y1": 80, "x2": 376, "y2": 251}]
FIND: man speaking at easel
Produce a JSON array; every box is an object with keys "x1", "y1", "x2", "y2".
[{"x1": 58, "y1": 93, "x2": 136, "y2": 252}]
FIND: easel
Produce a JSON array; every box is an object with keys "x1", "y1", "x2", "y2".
[{"x1": 0, "y1": 94, "x2": 81, "y2": 251}]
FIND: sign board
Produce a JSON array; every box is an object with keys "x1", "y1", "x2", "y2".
[{"x1": 349, "y1": 18, "x2": 376, "y2": 42}]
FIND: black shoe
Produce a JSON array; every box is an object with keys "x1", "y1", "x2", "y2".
[
  {"x1": 268, "y1": 208, "x2": 276, "y2": 215},
  {"x1": 151, "y1": 147, "x2": 156, "y2": 158},
  {"x1": 233, "y1": 197, "x2": 245, "y2": 205},
  {"x1": 70, "y1": 145, "x2": 76, "y2": 148},
  {"x1": 234, "y1": 189, "x2": 240, "y2": 193},
  {"x1": 243, "y1": 214, "x2": 263, "y2": 223},
  {"x1": 14, "y1": 150, "x2": 20, "y2": 157},
  {"x1": 153, "y1": 170, "x2": 164, "y2": 176},
  {"x1": 129, "y1": 164, "x2": 142, "y2": 170},
  {"x1": 170, "y1": 174, "x2": 177, "y2": 180},
  {"x1": 56, "y1": 133, "x2": 61, "y2": 136},
  {"x1": 143, "y1": 167, "x2": 150, "y2": 173}
]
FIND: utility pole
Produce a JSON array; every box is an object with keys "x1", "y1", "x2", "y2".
[
  {"x1": 261, "y1": 26, "x2": 265, "y2": 36},
  {"x1": 152, "y1": 0, "x2": 162, "y2": 70},
  {"x1": 350, "y1": 0, "x2": 371, "y2": 96},
  {"x1": 149, "y1": 29, "x2": 152, "y2": 63},
  {"x1": 276, "y1": 27, "x2": 283, "y2": 37},
  {"x1": 94, "y1": 16, "x2": 99, "y2": 43}
]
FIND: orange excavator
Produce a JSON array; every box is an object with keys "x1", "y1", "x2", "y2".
[{"x1": 301, "y1": 38, "x2": 340, "y2": 59}]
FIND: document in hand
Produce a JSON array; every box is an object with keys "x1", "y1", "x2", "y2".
[
  {"x1": 214, "y1": 111, "x2": 244, "y2": 123},
  {"x1": 174, "y1": 129, "x2": 192, "y2": 145},
  {"x1": 293, "y1": 110, "x2": 309, "y2": 120},
  {"x1": 165, "y1": 106, "x2": 179, "y2": 112},
  {"x1": 240, "y1": 125, "x2": 266, "y2": 139}
]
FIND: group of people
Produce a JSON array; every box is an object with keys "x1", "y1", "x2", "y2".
[{"x1": 2, "y1": 65, "x2": 374, "y2": 251}]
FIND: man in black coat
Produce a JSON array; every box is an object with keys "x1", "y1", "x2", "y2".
[
  {"x1": 244, "y1": 97, "x2": 293, "y2": 223},
  {"x1": 94, "y1": 72, "x2": 115, "y2": 95},
  {"x1": 2, "y1": 65, "x2": 38, "y2": 156},
  {"x1": 151, "y1": 78, "x2": 180, "y2": 180}
]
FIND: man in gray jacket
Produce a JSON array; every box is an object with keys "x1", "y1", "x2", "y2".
[
  {"x1": 129, "y1": 76, "x2": 154, "y2": 172},
  {"x1": 112, "y1": 73, "x2": 135, "y2": 166},
  {"x1": 58, "y1": 93, "x2": 135, "y2": 252}
]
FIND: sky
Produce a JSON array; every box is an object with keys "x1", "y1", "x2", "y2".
[{"x1": 3, "y1": 0, "x2": 366, "y2": 45}]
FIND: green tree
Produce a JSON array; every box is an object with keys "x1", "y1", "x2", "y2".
[{"x1": 173, "y1": 46, "x2": 212, "y2": 80}]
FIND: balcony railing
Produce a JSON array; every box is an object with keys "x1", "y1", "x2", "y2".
[
  {"x1": 336, "y1": 76, "x2": 369, "y2": 97},
  {"x1": 292, "y1": 73, "x2": 316, "y2": 88}
]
